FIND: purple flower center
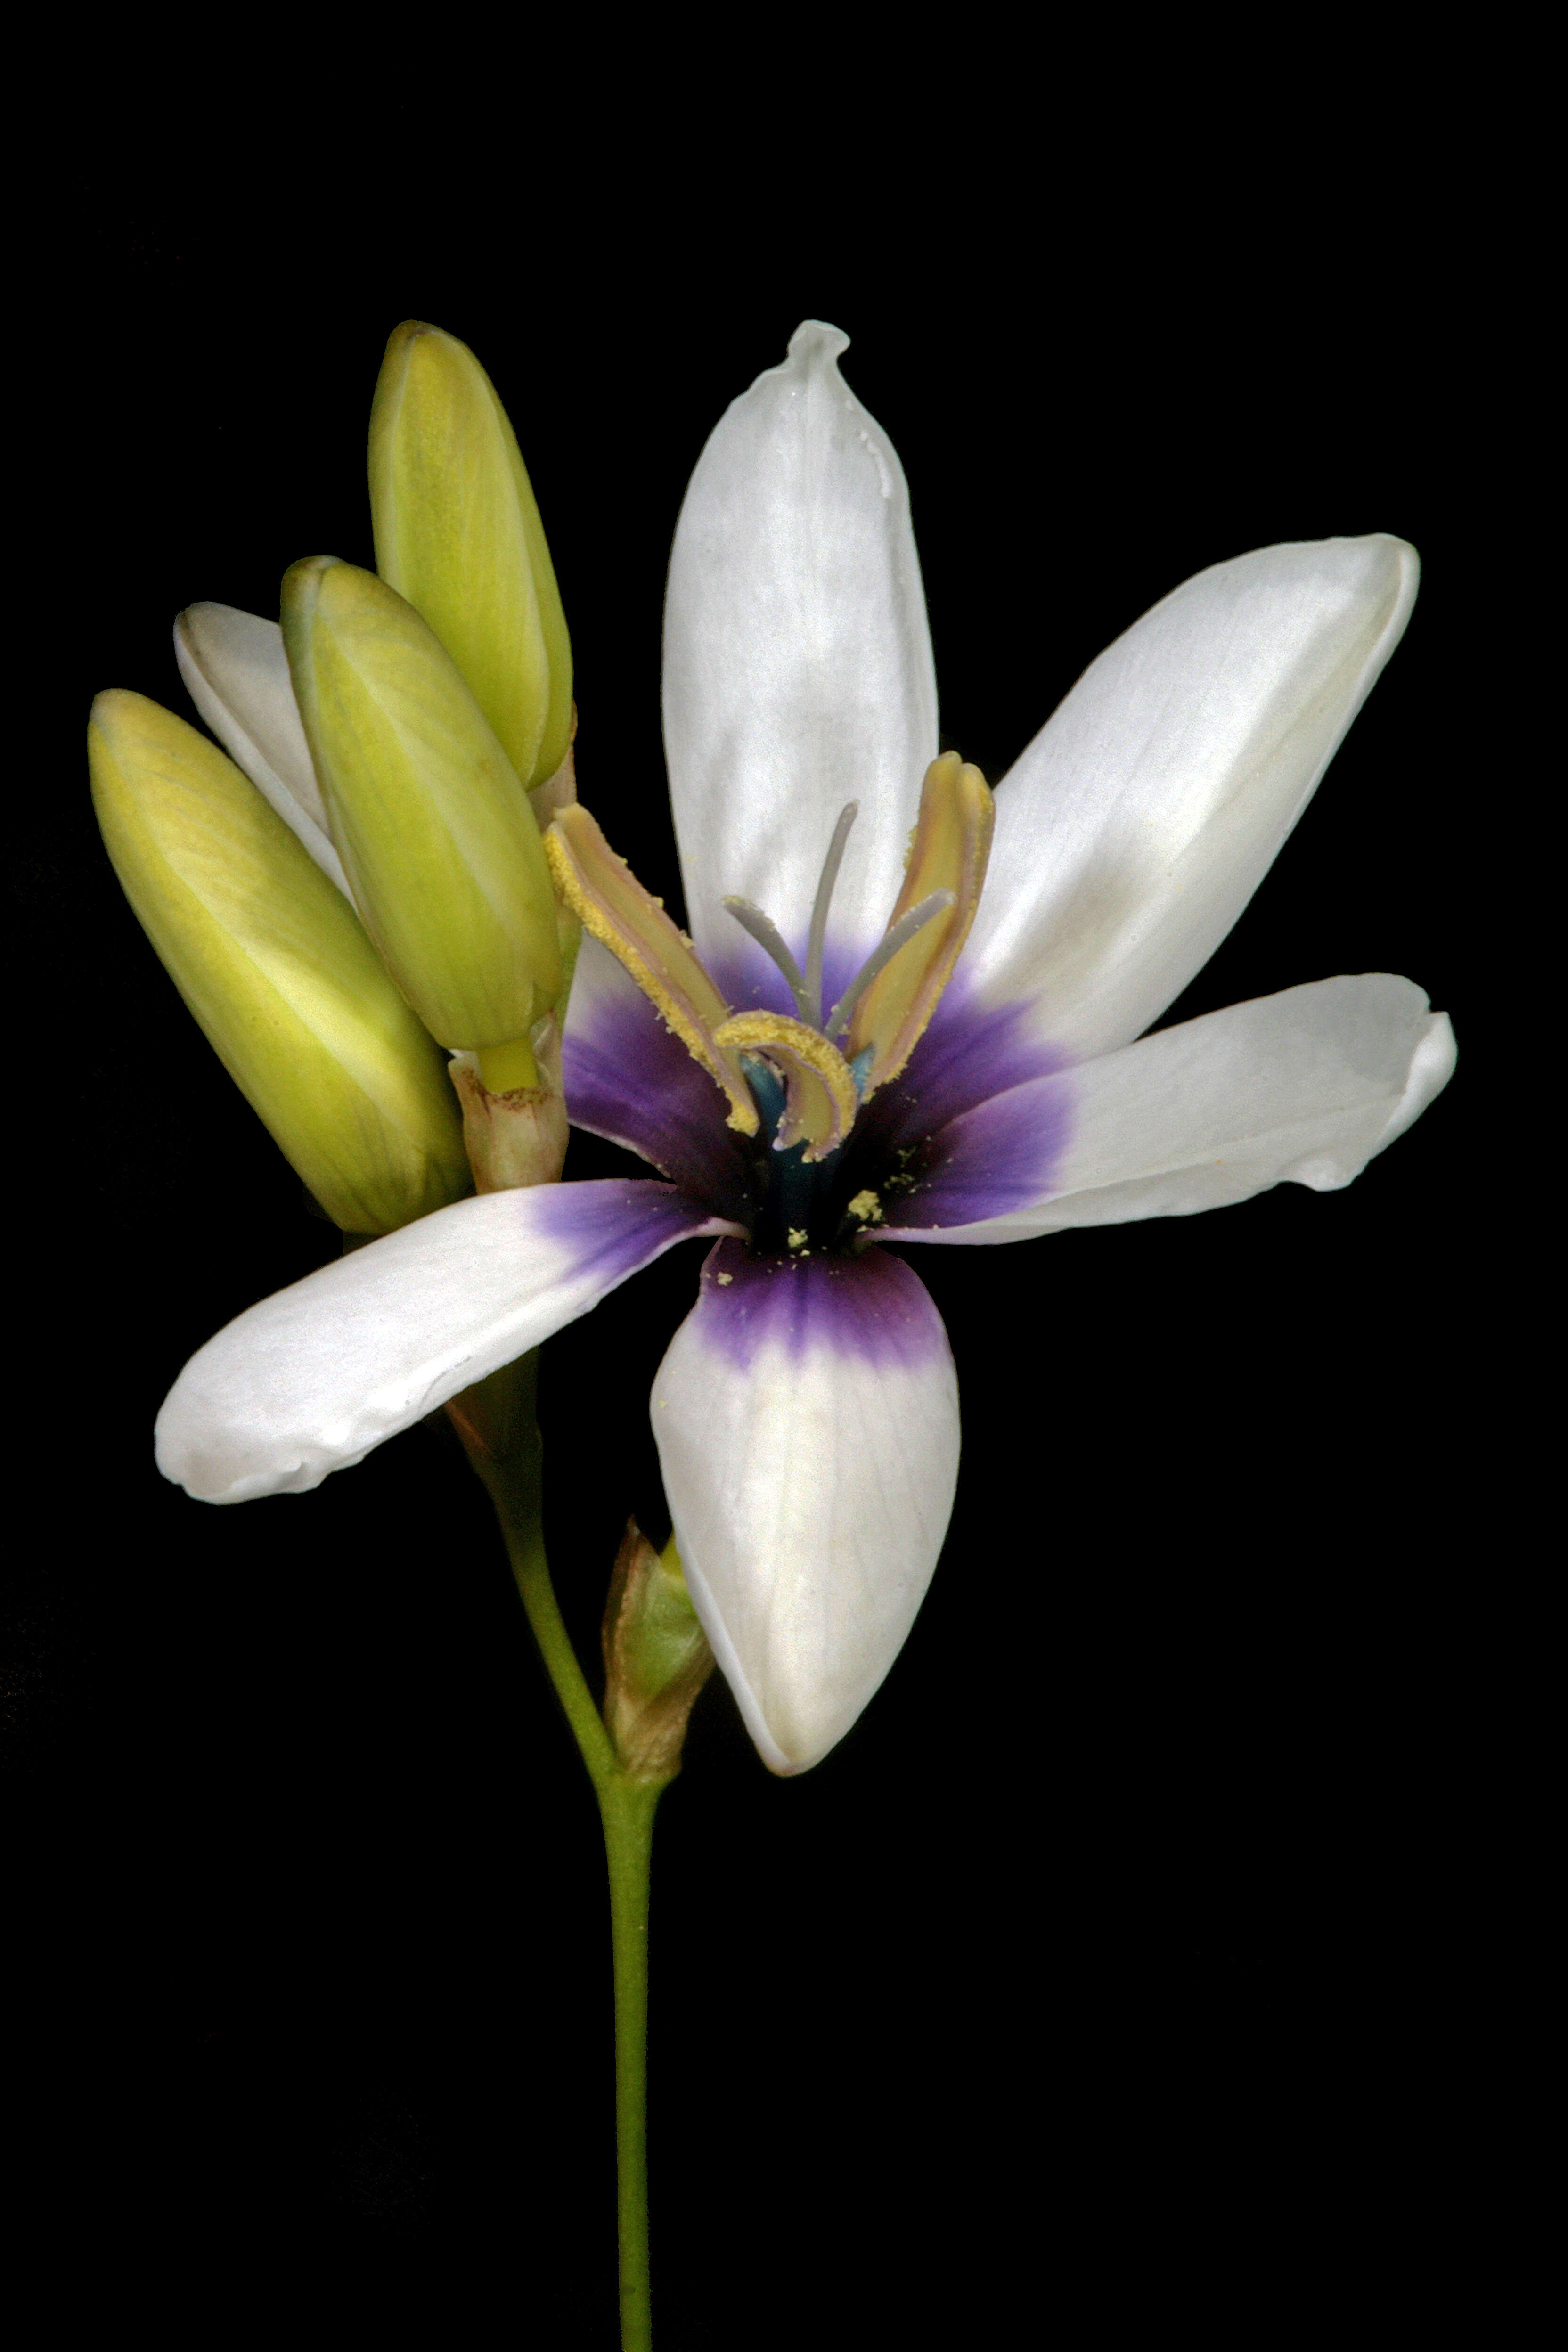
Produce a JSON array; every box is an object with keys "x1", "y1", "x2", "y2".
[{"x1": 557, "y1": 774, "x2": 1072, "y2": 1249}]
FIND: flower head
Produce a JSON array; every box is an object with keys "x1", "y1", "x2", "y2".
[{"x1": 153, "y1": 322, "x2": 1454, "y2": 1773}]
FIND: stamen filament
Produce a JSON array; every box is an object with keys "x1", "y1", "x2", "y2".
[
  {"x1": 805, "y1": 802, "x2": 858, "y2": 1027},
  {"x1": 824, "y1": 890, "x2": 955, "y2": 1040},
  {"x1": 721, "y1": 898, "x2": 815, "y2": 1025}
]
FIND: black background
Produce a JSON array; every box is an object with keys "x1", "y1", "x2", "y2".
[{"x1": 12, "y1": 88, "x2": 1520, "y2": 2349}]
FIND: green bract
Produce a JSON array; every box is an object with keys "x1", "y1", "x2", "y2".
[
  {"x1": 601, "y1": 1529, "x2": 714, "y2": 1782},
  {"x1": 281, "y1": 556, "x2": 562, "y2": 1054},
  {"x1": 89, "y1": 690, "x2": 471, "y2": 1235},
  {"x1": 370, "y1": 320, "x2": 573, "y2": 791}
]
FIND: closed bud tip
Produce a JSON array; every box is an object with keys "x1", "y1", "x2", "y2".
[{"x1": 370, "y1": 320, "x2": 573, "y2": 790}]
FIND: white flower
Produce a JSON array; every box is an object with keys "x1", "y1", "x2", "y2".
[{"x1": 157, "y1": 322, "x2": 1454, "y2": 1775}]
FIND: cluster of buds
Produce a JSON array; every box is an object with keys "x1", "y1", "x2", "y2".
[
  {"x1": 89, "y1": 322, "x2": 578, "y2": 1233},
  {"x1": 91, "y1": 318, "x2": 721, "y2": 1772}
]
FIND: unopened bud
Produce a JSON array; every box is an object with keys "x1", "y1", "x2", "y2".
[
  {"x1": 281, "y1": 555, "x2": 561, "y2": 1055},
  {"x1": 173, "y1": 601, "x2": 349, "y2": 895},
  {"x1": 370, "y1": 320, "x2": 573, "y2": 790},
  {"x1": 601, "y1": 1523, "x2": 715, "y2": 1782},
  {"x1": 88, "y1": 690, "x2": 470, "y2": 1234}
]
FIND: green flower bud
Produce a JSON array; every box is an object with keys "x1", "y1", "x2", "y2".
[
  {"x1": 281, "y1": 557, "x2": 562, "y2": 1062},
  {"x1": 601, "y1": 1522, "x2": 715, "y2": 1783},
  {"x1": 370, "y1": 320, "x2": 573, "y2": 790},
  {"x1": 89, "y1": 689, "x2": 470, "y2": 1236}
]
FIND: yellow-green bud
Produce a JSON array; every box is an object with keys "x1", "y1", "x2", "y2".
[
  {"x1": 281, "y1": 556, "x2": 562, "y2": 1055},
  {"x1": 370, "y1": 320, "x2": 573, "y2": 790},
  {"x1": 601, "y1": 1523, "x2": 715, "y2": 1782},
  {"x1": 89, "y1": 690, "x2": 471, "y2": 1236}
]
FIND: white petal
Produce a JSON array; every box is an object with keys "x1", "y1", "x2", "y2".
[
  {"x1": 884, "y1": 976, "x2": 1454, "y2": 1242},
  {"x1": 651, "y1": 1243, "x2": 959, "y2": 1773},
  {"x1": 157, "y1": 1181, "x2": 732, "y2": 1503},
  {"x1": 662, "y1": 322, "x2": 938, "y2": 982},
  {"x1": 174, "y1": 603, "x2": 351, "y2": 895},
  {"x1": 964, "y1": 537, "x2": 1419, "y2": 1055}
]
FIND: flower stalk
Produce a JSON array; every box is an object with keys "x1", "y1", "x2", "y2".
[{"x1": 445, "y1": 1354, "x2": 687, "y2": 2351}]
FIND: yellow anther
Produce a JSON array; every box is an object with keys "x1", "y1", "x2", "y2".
[
  {"x1": 846, "y1": 752, "x2": 994, "y2": 1096},
  {"x1": 546, "y1": 805, "x2": 758, "y2": 1134},
  {"x1": 712, "y1": 1010, "x2": 860, "y2": 1162},
  {"x1": 847, "y1": 1189, "x2": 882, "y2": 1224}
]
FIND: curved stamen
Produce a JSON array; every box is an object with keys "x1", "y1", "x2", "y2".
[
  {"x1": 844, "y1": 755, "x2": 995, "y2": 1097},
  {"x1": 715, "y1": 1010, "x2": 859, "y2": 1163},
  {"x1": 804, "y1": 802, "x2": 858, "y2": 1028},
  {"x1": 547, "y1": 805, "x2": 758, "y2": 1135},
  {"x1": 824, "y1": 890, "x2": 956, "y2": 1040},
  {"x1": 721, "y1": 897, "x2": 816, "y2": 1026}
]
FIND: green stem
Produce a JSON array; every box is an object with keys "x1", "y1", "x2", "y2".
[
  {"x1": 452, "y1": 1353, "x2": 667, "y2": 2352},
  {"x1": 470, "y1": 1385, "x2": 616, "y2": 1786},
  {"x1": 598, "y1": 1773, "x2": 663, "y2": 2352}
]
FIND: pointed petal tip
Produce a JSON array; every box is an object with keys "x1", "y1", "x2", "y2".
[
  {"x1": 903, "y1": 973, "x2": 1453, "y2": 1241},
  {"x1": 1351, "y1": 529, "x2": 1418, "y2": 565},
  {"x1": 664, "y1": 316, "x2": 936, "y2": 968},
  {"x1": 786, "y1": 319, "x2": 850, "y2": 368},
  {"x1": 1342, "y1": 527, "x2": 1420, "y2": 609},
  {"x1": 87, "y1": 684, "x2": 136, "y2": 730},
  {"x1": 968, "y1": 529, "x2": 1427, "y2": 1054},
  {"x1": 1308, "y1": 531, "x2": 1420, "y2": 649},
  {"x1": 172, "y1": 598, "x2": 228, "y2": 677},
  {"x1": 673, "y1": 1539, "x2": 825, "y2": 1775},
  {"x1": 1373, "y1": 999, "x2": 1455, "y2": 1159}
]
